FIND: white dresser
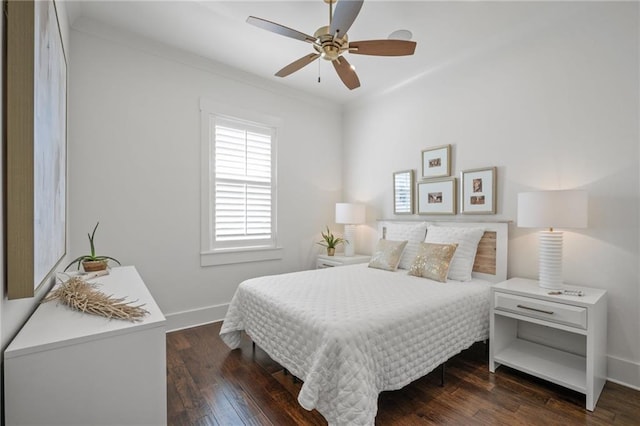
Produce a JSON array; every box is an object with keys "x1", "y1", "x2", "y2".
[{"x1": 4, "y1": 266, "x2": 167, "y2": 425}]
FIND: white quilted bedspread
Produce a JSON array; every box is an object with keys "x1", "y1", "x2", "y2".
[{"x1": 220, "y1": 264, "x2": 490, "y2": 426}]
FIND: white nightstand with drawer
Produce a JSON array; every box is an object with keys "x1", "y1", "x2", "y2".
[
  {"x1": 490, "y1": 277, "x2": 607, "y2": 411},
  {"x1": 316, "y1": 254, "x2": 370, "y2": 269}
]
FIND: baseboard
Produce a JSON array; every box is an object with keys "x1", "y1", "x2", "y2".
[
  {"x1": 164, "y1": 303, "x2": 229, "y2": 332},
  {"x1": 607, "y1": 355, "x2": 640, "y2": 391}
]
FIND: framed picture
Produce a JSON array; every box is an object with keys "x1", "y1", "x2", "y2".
[
  {"x1": 421, "y1": 144, "x2": 451, "y2": 179},
  {"x1": 7, "y1": 0, "x2": 67, "y2": 299},
  {"x1": 460, "y1": 167, "x2": 497, "y2": 214},
  {"x1": 417, "y1": 178, "x2": 456, "y2": 215},
  {"x1": 393, "y1": 170, "x2": 415, "y2": 215}
]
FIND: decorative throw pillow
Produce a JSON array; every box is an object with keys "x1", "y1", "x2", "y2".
[
  {"x1": 384, "y1": 222, "x2": 429, "y2": 270},
  {"x1": 424, "y1": 225, "x2": 484, "y2": 281},
  {"x1": 368, "y1": 239, "x2": 408, "y2": 271},
  {"x1": 408, "y1": 242, "x2": 458, "y2": 282}
]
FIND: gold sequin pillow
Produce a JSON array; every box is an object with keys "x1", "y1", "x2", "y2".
[
  {"x1": 368, "y1": 239, "x2": 408, "y2": 271},
  {"x1": 408, "y1": 242, "x2": 458, "y2": 282}
]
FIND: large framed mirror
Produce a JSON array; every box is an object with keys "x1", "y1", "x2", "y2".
[{"x1": 393, "y1": 170, "x2": 415, "y2": 215}]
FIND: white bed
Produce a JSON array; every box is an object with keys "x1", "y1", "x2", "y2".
[{"x1": 220, "y1": 221, "x2": 508, "y2": 426}]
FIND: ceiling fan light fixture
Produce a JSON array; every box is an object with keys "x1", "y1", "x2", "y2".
[
  {"x1": 388, "y1": 29, "x2": 413, "y2": 41},
  {"x1": 248, "y1": 0, "x2": 416, "y2": 90}
]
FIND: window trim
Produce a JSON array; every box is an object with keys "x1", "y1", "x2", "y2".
[{"x1": 200, "y1": 98, "x2": 282, "y2": 266}]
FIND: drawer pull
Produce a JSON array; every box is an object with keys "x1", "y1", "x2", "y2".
[{"x1": 516, "y1": 304, "x2": 554, "y2": 315}]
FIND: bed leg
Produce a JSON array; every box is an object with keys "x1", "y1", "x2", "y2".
[
  {"x1": 283, "y1": 369, "x2": 298, "y2": 383},
  {"x1": 252, "y1": 341, "x2": 256, "y2": 352},
  {"x1": 440, "y1": 362, "x2": 445, "y2": 387}
]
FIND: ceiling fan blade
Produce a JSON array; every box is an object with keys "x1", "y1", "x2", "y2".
[
  {"x1": 332, "y1": 56, "x2": 360, "y2": 90},
  {"x1": 247, "y1": 16, "x2": 316, "y2": 44},
  {"x1": 329, "y1": 0, "x2": 364, "y2": 37},
  {"x1": 349, "y1": 40, "x2": 417, "y2": 56},
  {"x1": 275, "y1": 53, "x2": 321, "y2": 77}
]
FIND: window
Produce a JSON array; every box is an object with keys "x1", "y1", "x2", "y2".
[
  {"x1": 200, "y1": 99, "x2": 281, "y2": 266},
  {"x1": 214, "y1": 118, "x2": 274, "y2": 246}
]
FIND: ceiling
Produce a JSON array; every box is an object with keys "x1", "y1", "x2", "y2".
[{"x1": 66, "y1": 1, "x2": 564, "y2": 105}]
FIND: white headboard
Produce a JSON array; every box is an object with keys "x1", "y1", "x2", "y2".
[{"x1": 377, "y1": 220, "x2": 508, "y2": 284}]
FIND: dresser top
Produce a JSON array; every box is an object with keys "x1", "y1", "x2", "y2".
[{"x1": 5, "y1": 266, "x2": 166, "y2": 359}]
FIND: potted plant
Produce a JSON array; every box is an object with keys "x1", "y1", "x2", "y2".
[
  {"x1": 64, "y1": 222, "x2": 121, "y2": 272},
  {"x1": 317, "y1": 226, "x2": 347, "y2": 256}
]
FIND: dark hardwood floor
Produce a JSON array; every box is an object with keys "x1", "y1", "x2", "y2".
[{"x1": 167, "y1": 322, "x2": 640, "y2": 425}]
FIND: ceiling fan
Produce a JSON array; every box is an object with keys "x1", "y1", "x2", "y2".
[{"x1": 247, "y1": 0, "x2": 417, "y2": 90}]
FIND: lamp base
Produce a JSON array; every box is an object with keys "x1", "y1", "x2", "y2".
[
  {"x1": 538, "y1": 231, "x2": 563, "y2": 289},
  {"x1": 343, "y1": 224, "x2": 356, "y2": 257}
]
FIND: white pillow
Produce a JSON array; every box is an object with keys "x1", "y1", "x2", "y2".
[
  {"x1": 384, "y1": 222, "x2": 428, "y2": 270},
  {"x1": 424, "y1": 225, "x2": 484, "y2": 281}
]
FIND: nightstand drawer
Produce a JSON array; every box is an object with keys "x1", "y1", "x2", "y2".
[
  {"x1": 494, "y1": 293, "x2": 587, "y2": 329},
  {"x1": 316, "y1": 254, "x2": 370, "y2": 269},
  {"x1": 317, "y1": 259, "x2": 339, "y2": 268}
]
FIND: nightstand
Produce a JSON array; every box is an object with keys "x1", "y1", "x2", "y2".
[
  {"x1": 490, "y1": 278, "x2": 607, "y2": 411},
  {"x1": 316, "y1": 254, "x2": 371, "y2": 269}
]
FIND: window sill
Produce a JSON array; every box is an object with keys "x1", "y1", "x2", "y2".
[{"x1": 200, "y1": 247, "x2": 283, "y2": 266}]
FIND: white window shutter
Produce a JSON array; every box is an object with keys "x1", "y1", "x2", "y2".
[{"x1": 213, "y1": 118, "x2": 274, "y2": 247}]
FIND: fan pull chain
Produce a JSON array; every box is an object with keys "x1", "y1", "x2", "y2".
[{"x1": 318, "y1": 59, "x2": 321, "y2": 83}]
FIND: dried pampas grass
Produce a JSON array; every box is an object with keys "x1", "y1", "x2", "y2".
[{"x1": 43, "y1": 276, "x2": 148, "y2": 321}]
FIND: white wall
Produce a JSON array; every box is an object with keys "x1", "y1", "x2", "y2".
[
  {"x1": 68, "y1": 19, "x2": 343, "y2": 329},
  {"x1": 343, "y1": 2, "x2": 639, "y2": 388}
]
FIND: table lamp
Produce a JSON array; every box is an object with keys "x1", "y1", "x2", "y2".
[
  {"x1": 517, "y1": 190, "x2": 588, "y2": 289},
  {"x1": 335, "y1": 203, "x2": 365, "y2": 257}
]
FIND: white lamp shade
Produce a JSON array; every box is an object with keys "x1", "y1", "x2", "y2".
[
  {"x1": 335, "y1": 203, "x2": 365, "y2": 225},
  {"x1": 517, "y1": 190, "x2": 588, "y2": 229}
]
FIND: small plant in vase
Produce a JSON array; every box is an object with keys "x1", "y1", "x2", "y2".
[
  {"x1": 317, "y1": 226, "x2": 347, "y2": 256},
  {"x1": 64, "y1": 222, "x2": 121, "y2": 272}
]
